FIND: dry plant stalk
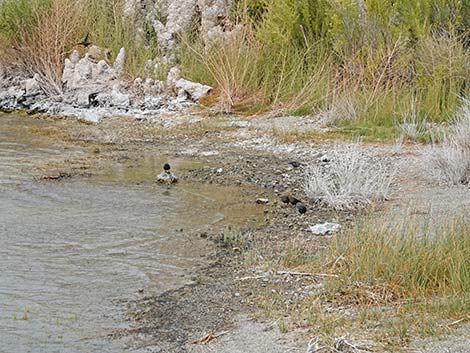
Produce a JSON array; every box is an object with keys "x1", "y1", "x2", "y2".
[{"x1": 15, "y1": 0, "x2": 87, "y2": 94}]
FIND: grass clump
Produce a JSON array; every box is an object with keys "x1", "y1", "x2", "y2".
[
  {"x1": 319, "y1": 218, "x2": 470, "y2": 315},
  {"x1": 304, "y1": 143, "x2": 394, "y2": 210},
  {"x1": 425, "y1": 97, "x2": 470, "y2": 185}
]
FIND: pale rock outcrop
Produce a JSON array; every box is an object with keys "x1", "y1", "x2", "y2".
[
  {"x1": 1, "y1": 45, "x2": 212, "y2": 122},
  {"x1": 166, "y1": 66, "x2": 182, "y2": 92},
  {"x1": 175, "y1": 78, "x2": 212, "y2": 102},
  {"x1": 198, "y1": 0, "x2": 233, "y2": 44},
  {"x1": 24, "y1": 74, "x2": 42, "y2": 96},
  {"x1": 150, "y1": 0, "x2": 232, "y2": 48},
  {"x1": 152, "y1": 0, "x2": 198, "y2": 49}
]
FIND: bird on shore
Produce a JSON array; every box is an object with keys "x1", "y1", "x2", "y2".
[
  {"x1": 77, "y1": 33, "x2": 92, "y2": 48},
  {"x1": 296, "y1": 202, "x2": 307, "y2": 214},
  {"x1": 157, "y1": 163, "x2": 178, "y2": 184},
  {"x1": 288, "y1": 195, "x2": 301, "y2": 205}
]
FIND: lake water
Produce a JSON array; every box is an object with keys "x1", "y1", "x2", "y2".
[{"x1": 0, "y1": 114, "x2": 259, "y2": 352}]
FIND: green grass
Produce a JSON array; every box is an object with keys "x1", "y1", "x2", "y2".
[
  {"x1": 0, "y1": 0, "x2": 468, "y2": 137},
  {"x1": 318, "y1": 218, "x2": 470, "y2": 314},
  {"x1": 249, "y1": 216, "x2": 470, "y2": 350},
  {"x1": 182, "y1": 0, "x2": 469, "y2": 136}
]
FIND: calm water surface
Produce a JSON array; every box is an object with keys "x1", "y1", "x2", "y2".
[{"x1": 0, "y1": 114, "x2": 259, "y2": 352}]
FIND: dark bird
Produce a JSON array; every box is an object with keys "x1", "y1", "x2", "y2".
[
  {"x1": 296, "y1": 202, "x2": 307, "y2": 214},
  {"x1": 77, "y1": 33, "x2": 92, "y2": 48},
  {"x1": 288, "y1": 196, "x2": 301, "y2": 205},
  {"x1": 280, "y1": 195, "x2": 290, "y2": 204},
  {"x1": 163, "y1": 163, "x2": 171, "y2": 171}
]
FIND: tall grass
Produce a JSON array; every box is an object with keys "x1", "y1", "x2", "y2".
[
  {"x1": 0, "y1": 0, "x2": 159, "y2": 92},
  {"x1": 183, "y1": 0, "x2": 468, "y2": 123},
  {"x1": 0, "y1": 0, "x2": 468, "y2": 123},
  {"x1": 318, "y1": 217, "x2": 470, "y2": 314}
]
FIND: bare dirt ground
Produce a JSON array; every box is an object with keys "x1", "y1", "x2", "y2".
[{"x1": 13, "y1": 111, "x2": 470, "y2": 353}]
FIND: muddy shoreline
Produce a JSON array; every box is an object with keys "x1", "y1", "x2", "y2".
[{"x1": 4, "y1": 111, "x2": 469, "y2": 353}]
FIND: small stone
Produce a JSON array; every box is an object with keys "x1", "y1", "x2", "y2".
[
  {"x1": 157, "y1": 170, "x2": 178, "y2": 184},
  {"x1": 288, "y1": 161, "x2": 301, "y2": 168},
  {"x1": 256, "y1": 198, "x2": 269, "y2": 205},
  {"x1": 200, "y1": 150, "x2": 219, "y2": 157},
  {"x1": 309, "y1": 222, "x2": 341, "y2": 235}
]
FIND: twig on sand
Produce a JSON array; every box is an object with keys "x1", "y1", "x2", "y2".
[
  {"x1": 192, "y1": 330, "x2": 229, "y2": 345},
  {"x1": 277, "y1": 270, "x2": 339, "y2": 278},
  {"x1": 235, "y1": 275, "x2": 268, "y2": 281}
]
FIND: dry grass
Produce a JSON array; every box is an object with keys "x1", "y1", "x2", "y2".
[
  {"x1": 304, "y1": 143, "x2": 394, "y2": 210},
  {"x1": 321, "y1": 219, "x2": 470, "y2": 306},
  {"x1": 424, "y1": 97, "x2": 470, "y2": 185},
  {"x1": 1, "y1": 0, "x2": 87, "y2": 94}
]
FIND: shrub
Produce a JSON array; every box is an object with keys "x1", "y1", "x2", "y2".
[
  {"x1": 425, "y1": 97, "x2": 470, "y2": 185},
  {"x1": 304, "y1": 143, "x2": 394, "y2": 209},
  {"x1": 0, "y1": 0, "x2": 85, "y2": 93},
  {"x1": 181, "y1": 26, "x2": 331, "y2": 114}
]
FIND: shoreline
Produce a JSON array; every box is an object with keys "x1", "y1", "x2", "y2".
[{"x1": 2, "y1": 110, "x2": 469, "y2": 352}]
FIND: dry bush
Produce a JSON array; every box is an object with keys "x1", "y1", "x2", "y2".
[
  {"x1": 15, "y1": 0, "x2": 87, "y2": 94},
  {"x1": 398, "y1": 100, "x2": 429, "y2": 142},
  {"x1": 424, "y1": 97, "x2": 470, "y2": 185},
  {"x1": 304, "y1": 143, "x2": 394, "y2": 210}
]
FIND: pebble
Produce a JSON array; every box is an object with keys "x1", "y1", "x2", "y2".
[
  {"x1": 309, "y1": 222, "x2": 341, "y2": 235},
  {"x1": 256, "y1": 198, "x2": 269, "y2": 204}
]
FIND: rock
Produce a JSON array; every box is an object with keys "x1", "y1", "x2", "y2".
[
  {"x1": 200, "y1": 150, "x2": 219, "y2": 156},
  {"x1": 229, "y1": 120, "x2": 249, "y2": 128},
  {"x1": 198, "y1": 0, "x2": 233, "y2": 44},
  {"x1": 87, "y1": 45, "x2": 103, "y2": 61},
  {"x1": 288, "y1": 161, "x2": 301, "y2": 168},
  {"x1": 309, "y1": 222, "x2": 341, "y2": 236},
  {"x1": 256, "y1": 198, "x2": 269, "y2": 205},
  {"x1": 166, "y1": 66, "x2": 181, "y2": 91},
  {"x1": 24, "y1": 74, "x2": 42, "y2": 96},
  {"x1": 175, "y1": 78, "x2": 212, "y2": 102},
  {"x1": 296, "y1": 203, "x2": 307, "y2": 214},
  {"x1": 113, "y1": 48, "x2": 126, "y2": 78},
  {"x1": 157, "y1": 170, "x2": 179, "y2": 184},
  {"x1": 151, "y1": 0, "x2": 198, "y2": 50},
  {"x1": 110, "y1": 84, "x2": 130, "y2": 107}
]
